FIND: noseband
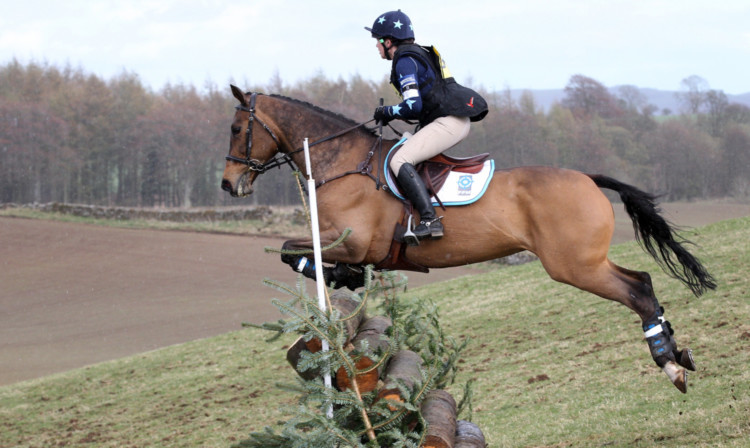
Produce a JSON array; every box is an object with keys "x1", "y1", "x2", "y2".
[{"x1": 225, "y1": 92, "x2": 291, "y2": 173}]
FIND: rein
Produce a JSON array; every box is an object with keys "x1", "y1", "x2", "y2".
[{"x1": 226, "y1": 92, "x2": 383, "y2": 189}]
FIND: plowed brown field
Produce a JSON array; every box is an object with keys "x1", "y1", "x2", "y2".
[{"x1": 0, "y1": 217, "x2": 476, "y2": 385}]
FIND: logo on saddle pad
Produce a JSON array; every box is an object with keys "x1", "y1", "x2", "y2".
[
  {"x1": 457, "y1": 175, "x2": 474, "y2": 195},
  {"x1": 384, "y1": 137, "x2": 494, "y2": 206}
]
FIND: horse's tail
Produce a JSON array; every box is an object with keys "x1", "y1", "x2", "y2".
[{"x1": 589, "y1": 174, "x2": 717, "y2": 297}]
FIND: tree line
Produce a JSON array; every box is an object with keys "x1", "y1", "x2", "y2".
[{"x1": 1, "y1": 60, "x2": 749, "y2": 207}]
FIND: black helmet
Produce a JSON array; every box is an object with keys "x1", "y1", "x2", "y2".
[{"x1": 364, "y1": 10, "x2": 414, "y2": 41}]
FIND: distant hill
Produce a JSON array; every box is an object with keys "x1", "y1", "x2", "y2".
[{"x1": 508, "y1": 87, "x2": 750, "y2": 115}]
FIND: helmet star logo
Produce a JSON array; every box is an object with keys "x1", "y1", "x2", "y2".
[
  {"x1": 378, "y1": 16, "x2": 386, "y2": 25},
  {"x1": 393, "y1": 19, "x2": 403, "y2": 29}
]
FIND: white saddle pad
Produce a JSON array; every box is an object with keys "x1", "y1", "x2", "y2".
[{"x1": 384, "y1": 137, "x2": 495, "y2": 207}]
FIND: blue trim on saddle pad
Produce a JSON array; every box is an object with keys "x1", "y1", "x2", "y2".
[{"x1": 384, "y1": 137, "x2": 495, "y2": 207}]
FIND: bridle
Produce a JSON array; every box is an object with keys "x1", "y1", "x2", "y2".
[
  {"x1": 224, "y1": 92, "x2": 292, "y2": 173},
  {"x1": 225, "y1": 92, "x2": 383, "y2": 188}
]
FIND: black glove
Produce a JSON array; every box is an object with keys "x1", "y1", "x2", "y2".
[{"x1": 373, "y1": 106, "x2": 392, "y2": 125}]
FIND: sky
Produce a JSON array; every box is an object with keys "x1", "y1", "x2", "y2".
[{"x1": 1, "y1": 0, "x2": 749, "y2": 95}]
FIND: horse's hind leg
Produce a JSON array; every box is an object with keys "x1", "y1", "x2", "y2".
[
  {"x1": 612, "y1": 265, "x2": 696, "y2": 392},
  {"x1": 544, "y1": 257, "x2": 694, "y2": 393}
]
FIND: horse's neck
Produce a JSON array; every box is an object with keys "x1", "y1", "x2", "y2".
[
  {"x1": 312, "y1": 133, "x2": 377, "y2": 181},
  {"x1": 260, "y1": 96, "x2": 381, "y2": 181},
  {"x1": 282, "y1": 117, "x2": 376, "y2": 180}
]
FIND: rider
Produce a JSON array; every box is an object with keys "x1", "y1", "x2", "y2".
[{"x1": 366, "y1": 10, "x2": 488, "y2": 242}]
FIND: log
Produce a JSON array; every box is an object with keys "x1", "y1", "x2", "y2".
[
  {"x1": 305, "y1": 290, "x2": 366, "y2": 352},
  {"x1": 335, "y1": 316, "x2": 392, "y2": 393},
  {"x1": 286, "y1": 336, "x2": 322, "y2": 380},
  {"x1": 377, "y1": 349, "x2": 423, "y2": 410},
  {"x1": 286, "y1": 291, "x2": 365, "y2": 379},
  {"x1": 421, "y1": 389, "x2": 457, "y2": 448},
  {"x1": 455, "y1": 420, "x2": 486, "y2": 448}
]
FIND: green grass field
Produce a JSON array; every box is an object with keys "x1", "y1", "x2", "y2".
[{"x1": 1, "y1": 217, "x2": 748, "y2": 447}]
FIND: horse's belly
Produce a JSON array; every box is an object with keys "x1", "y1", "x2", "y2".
[{"x1": 405, "y1": 229, "x2": 520, "y2": 267}]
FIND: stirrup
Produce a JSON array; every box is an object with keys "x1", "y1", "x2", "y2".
[{"x1": 403, "y1": 214, "x2": 420, "y2": 247}]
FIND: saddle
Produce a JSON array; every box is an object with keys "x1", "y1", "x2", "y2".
[
  {"x1": 414, "y1": 152, "x2": 490, "y2": 202},
  {"x1": 383, "y1": 136, "x2": 494, "y2": 207}
]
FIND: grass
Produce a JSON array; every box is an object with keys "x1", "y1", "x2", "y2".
[{"x1": 1, "y1": 217, "x2": 749, "y2": 447}]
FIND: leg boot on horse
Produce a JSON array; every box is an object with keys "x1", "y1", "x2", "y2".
[
  {"x1": 397, "y1": 163, "x2": 443, "y2": 245},
  {"x1": 280, "y1": 250, "x2": 368, "y2": 291}
]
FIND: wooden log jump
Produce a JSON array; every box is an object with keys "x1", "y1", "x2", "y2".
[
  {"x1": 455, "y1": 420, "x2": 487, "y2": 448},
  {"x1": 377, "y1": 349, "x2": 423, "y2": 410},
  {"x1": 286, "y1": 291, "x2": 365, "y2": 379},
  {"x1": 335, "y1": 315, "x2": 392, "y2": 393},
  {"x1": 282, "y1": 292, "x2": 491, "y2": 446},
  {"x1": 421, "y1": 389, "x2": 457, "y2": 448}
]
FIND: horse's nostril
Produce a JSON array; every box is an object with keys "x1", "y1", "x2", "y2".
[{"x1": 221, "y1": 179, "x2": 232, "y2": 192}]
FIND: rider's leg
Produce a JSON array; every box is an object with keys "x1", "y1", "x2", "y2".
[
  {"x1": 397, "y1": 162, "x2": 443, "y2": 240},
  {"x1": 390, "y1": 116, "x2": 470, "y2": 241},
  {"x1": 389, "y1": 115, "x2": 470, "y2": 174}
]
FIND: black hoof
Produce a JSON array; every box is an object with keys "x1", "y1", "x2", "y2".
[{"x1": 677, "y1": 348, "x2": 696, "y2": 371}]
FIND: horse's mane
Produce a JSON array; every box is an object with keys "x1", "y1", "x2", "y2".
[{"x1": 268, "y1": 93, "x2": 378, "y2": 136}]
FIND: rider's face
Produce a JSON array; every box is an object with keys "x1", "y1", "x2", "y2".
[{"x1": 375, "y1": 38, "x2": 387, "y2": 59}]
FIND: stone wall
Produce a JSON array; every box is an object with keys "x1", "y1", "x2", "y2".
[{"x1": 0, "y1": 202, "x2": 282, "y2": 223}]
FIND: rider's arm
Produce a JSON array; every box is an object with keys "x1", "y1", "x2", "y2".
[{"x1": 383, "y1": 56, "x2": 426, "y2": 121}]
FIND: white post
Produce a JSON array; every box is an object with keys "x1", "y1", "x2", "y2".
[{"x1": 303, "y1": 138, "x2": 334, "y2": 417}]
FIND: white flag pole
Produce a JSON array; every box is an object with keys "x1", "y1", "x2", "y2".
[{"x1": 303, "y1": 138, "x2": 334, "y2": 417}]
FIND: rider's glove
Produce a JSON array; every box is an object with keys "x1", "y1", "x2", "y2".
[{"x1": 373, "y1": 106, "x2": 392, "y2": 125}]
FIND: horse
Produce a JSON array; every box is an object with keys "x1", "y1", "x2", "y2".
[{"x1": 220, "y1": 85, "x2": 716, "y2": 394}]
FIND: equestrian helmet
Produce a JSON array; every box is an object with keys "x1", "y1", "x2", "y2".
[{"x1": 365, "y1": 10, "x2": 414, "y2": 41}]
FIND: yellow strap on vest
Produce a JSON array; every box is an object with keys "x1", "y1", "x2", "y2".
[{"x1": 431, "y1": 46, "x2": 453, "y2": 79}]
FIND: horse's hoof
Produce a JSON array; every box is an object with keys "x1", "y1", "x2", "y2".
[
  {"x1": 673, "y1": 371, "x2": 688, "y2": 394},
  {"x1": 663, "y1": 361, "x2": 688, "y2": 393},
  {"x1": 677, "y1": 348, "x2": 696, "y2": 371}
]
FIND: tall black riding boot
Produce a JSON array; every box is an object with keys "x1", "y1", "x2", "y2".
[{"x1": 397, "y1": 163, "x2": 443, "y2": 242}]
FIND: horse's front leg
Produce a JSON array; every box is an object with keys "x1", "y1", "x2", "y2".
[
  {"x1": 279, "y1": 232, "x2": 369, "y2": 290},
  {"x1": 280, "y1": 237, "x2": 315, "y2": 276}
]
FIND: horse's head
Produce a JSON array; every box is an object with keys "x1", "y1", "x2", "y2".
[{"x1": 221, "y1": 85, "x2": 283, "y2": 197}]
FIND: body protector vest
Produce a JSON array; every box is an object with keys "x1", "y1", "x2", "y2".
[{"x1": 390, "y1": 44, "x2": 488, "y2": 127}]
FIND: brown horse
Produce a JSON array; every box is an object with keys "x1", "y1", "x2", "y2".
[{"x1": 220, "y1": 86, "x2": 716, "y2": 393}]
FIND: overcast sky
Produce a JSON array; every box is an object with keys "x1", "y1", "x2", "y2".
[{"x1": 1, "y1": 0, "x2": 748, "y2": 94}]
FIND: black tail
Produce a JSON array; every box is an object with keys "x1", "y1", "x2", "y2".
[{"x1": 590, "y1": 174, "x2": 717, "y2": 297}]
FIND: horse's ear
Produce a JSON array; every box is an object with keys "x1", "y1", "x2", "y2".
[{"x1": 230, "y1": 84, "x2": 248, "y2": 106}]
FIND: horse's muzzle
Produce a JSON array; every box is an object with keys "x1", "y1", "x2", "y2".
[
  {"x1": 220, "y1": 178, "x2": 238, "y2": 197},
  {"x1": 221, "y1": 174, "x2": 254, "y2": 197}
]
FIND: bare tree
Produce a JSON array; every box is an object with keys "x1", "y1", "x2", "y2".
[
  {"x1": 617, "y1": 85, "x2": 648, "y2": 113},
  {"x1": 562, "y1": 74, "x2": 621, "y2": 119},
  {"x1": 676, "y1": 75, "x2": 710, "y2": 115},
  {"x1": 704, "y1": 90, "x2": 729, "y2": 137}
]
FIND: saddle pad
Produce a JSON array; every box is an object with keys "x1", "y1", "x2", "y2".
[{"x1": 384, "y1": 137, "x2": 495, "y2": 207}]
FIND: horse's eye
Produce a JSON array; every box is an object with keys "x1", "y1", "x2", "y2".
[{"x1": 231, "y1": 125, "x2": 241, "y2": 135}]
